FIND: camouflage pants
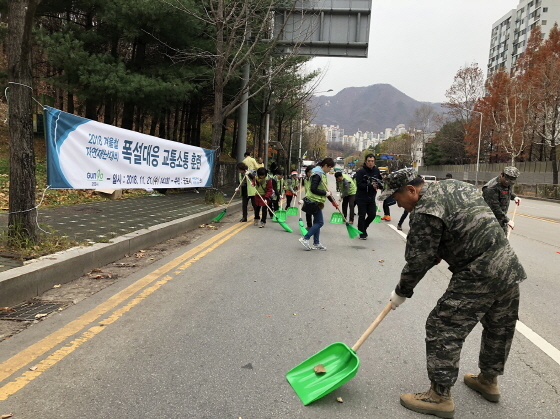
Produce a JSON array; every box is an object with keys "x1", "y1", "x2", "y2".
[{"x1": 425, "y1": 284, "x2": 520, "y2": 387}]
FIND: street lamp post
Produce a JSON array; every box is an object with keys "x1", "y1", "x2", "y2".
[
  {"x1": 298, "y1": 89, "x2": 333, "y2": 173},
  {"x1": 460, "y1": 108, "x2": 483, "y2": 187}
]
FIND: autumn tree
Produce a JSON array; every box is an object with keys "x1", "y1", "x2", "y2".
[{"x1": 518, "y1": 24, "x2": 560, "y2": 183}]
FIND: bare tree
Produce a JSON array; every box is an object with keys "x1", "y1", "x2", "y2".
[
  {"x1": 166, "y1": 0, "x2": 314, "y2": 150},
  {"x1": 7, "y1": 0, "x2": 42, "y2": 243},
  {"x1": 444, "y1": 62, "x2": 485, "y2": 123}
]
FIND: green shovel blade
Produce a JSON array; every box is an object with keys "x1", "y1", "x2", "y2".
[
  {"x1": 298, "y1": 219, "x2": 308, "y2": 236},
  {"x1": 286, "y1": 342, "x2": 360, "y2": 405},
  {"x1": 346, "y1": 223, "x2": 362, "y2": 239},
  {"x1": 329, "y1": 212, "x2": 345, "y2": 224},
  {"x1": 372, "y1": 214, "x2": 381, "y2": 223},
  {"x1": 287, "y1": 206, "x2": 299, "y2": 216},
  {"x1": 275, "y1": 210, "x2": 287, "y2": 222},
  {"x1": 211, "y1": 209, "x2": 226, "y2": 222}
]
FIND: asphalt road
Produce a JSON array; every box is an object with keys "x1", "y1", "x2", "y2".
[{"x1": 0, "y1": 183, "x2": 559, "y2": 418}]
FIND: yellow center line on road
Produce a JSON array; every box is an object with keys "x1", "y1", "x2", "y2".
[
  {"x1": 0, "y1": 220, "x2": 251, "y2": 395},
  {"x1": 514, "y1": 212, "x2": 560, "y2": 224},
  {"x1": 0, "y1": 221, "x2": 252, "y2": 400}
]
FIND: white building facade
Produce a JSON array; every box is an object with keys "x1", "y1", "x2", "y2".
[{"x1": 488, "y1": 0, "x2": 560, "y2": 75}]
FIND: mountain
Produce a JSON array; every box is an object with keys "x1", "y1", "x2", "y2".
[{"x1": 310, "y1": 84, "x2": 444, "y2": 135}]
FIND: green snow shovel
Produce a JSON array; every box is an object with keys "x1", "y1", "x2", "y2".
[
  {"x1": 321, "y1": 180, "x2": 362, "y2": 238},
  {"x1": 275, "y1": 197, "x2": 288, "y2": 222},
  {"x1": 286, "y1": 302, "x2": 392, "y2": 405},
  {"x1": 211, "y1": 173, "x2": 247, "y2": 222},
  {"x1": 254, "y1": 189, "x2": 293, "y2": 233},
  {"x1": 296, "y1": 184, "x2": 308, "y2": 236},
  {"x1": 329, "y1": 212, "x2": 345, "y2": 224},
  {"x1": 287, "y1": 205, "x2": 299, "y2": 216}
]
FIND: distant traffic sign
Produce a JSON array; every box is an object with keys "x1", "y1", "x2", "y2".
[
  {"x1": 380, "y1": 154, "x2": 395, "y2": 160},
  {"x1": 347, "y1": 162, "x2": 355, "y2": 166}
]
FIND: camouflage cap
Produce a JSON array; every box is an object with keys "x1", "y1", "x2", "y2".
[
  {"x1": 377, "y1": 168, "x2": 418, "y2": 200},
  {"x1": 503, "y1": 166, "x2": 520, "y2": 178}
]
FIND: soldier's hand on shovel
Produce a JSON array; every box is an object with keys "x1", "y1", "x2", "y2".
[
  {"x1": 514, "y1": 197, "x2": 521, "y2": 206},
  {"x1": 507, "y1": 220, "x2": 515, "y2": 230},
  {"x1": 390, "y1": 290, "x2": 407, "y2": 310}
]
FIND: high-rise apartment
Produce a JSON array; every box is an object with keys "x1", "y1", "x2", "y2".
[{"x1": 488, "y1": 0, "x2": 560, "y2": 75}]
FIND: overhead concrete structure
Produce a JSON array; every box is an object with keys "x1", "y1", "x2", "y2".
[{"x1": 274, "y1": 0, "x2": 372, "y2": 58}]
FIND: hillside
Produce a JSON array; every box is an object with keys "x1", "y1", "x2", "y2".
[{"x1": 310, "y1": 84, "x2": 444, "y2": 134}]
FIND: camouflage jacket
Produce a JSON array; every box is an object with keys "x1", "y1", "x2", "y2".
[
  {"x1": 396, "y1": 180, "x2": 526, "y2": 298},
  {"x1": 482, "y1": 176, "x2": 517, "y2": 225}
]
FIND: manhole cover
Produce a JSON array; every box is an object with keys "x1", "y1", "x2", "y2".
[{"x1": 0, "y1": 300, "x2": 68, "y2": 321}]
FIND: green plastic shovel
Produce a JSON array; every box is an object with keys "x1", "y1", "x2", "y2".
[
  {"x1": 286, "y1": 302, "x2": 392, "y2": 405},
  {"x1": 329, "y1": 212, "x2": 345, "y2": 224},
  {"x1": 287, "y1": 206, "x2": 299, "y2": 216}
]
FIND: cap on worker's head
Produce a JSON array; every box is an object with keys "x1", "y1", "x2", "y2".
[
  {"x1": 378, "y1": 168, "x2": 419, "y2": 200},
  {"x1": 503, "y1": 166, "x2": 520, "y2": 178},
  {"x1": 291, "y1": 170, "x2": 298, "y2": 176},
  {"x1": 334, "y1": 172, "x2": 343, "y2": 178}
]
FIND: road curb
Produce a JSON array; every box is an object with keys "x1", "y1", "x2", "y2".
[{"x1": 0, "y1": 201, "x2": 241, "y2": 307}]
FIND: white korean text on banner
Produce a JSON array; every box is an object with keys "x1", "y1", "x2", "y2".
[{"x1": 44, "y1": 106, "x2": 216, "y2": 189}]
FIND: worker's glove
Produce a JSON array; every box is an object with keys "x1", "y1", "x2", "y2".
[
  {"x1": 235, "y1": 188, "x2": 240, "y2": 192},
  {"x1": 390, "y1": 290, "x2": 406, "y2": 310},
  {"x1": 507, "y1": 220, "x2": 515, "y2": 230},
  {"x1": 514, "y1": 197, "x2": 521, "y2": 206},
  {"x1": 298, "y1": 200, "x2": 304, "y2": 205},
  {"x1": 326, "y1": 190, "x2": 332, "y2": 197}
]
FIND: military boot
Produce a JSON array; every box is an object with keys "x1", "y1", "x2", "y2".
[
  {"x1": 464, "y1": 372, "x2": 500, "y2": 402},
  {"x1": 400, "y1": 383, "x2": 455, "y2": 418}
]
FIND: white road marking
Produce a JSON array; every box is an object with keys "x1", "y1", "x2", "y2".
[
  {"x1": 516, "y1": 321, "x2": 560, "y2": 366},
  {"x1": 388, "y1": 223, "x2": 407, "y2": 239},
  {"x1": 388, "y1": 223, "x2": 560, "y2": 367}
]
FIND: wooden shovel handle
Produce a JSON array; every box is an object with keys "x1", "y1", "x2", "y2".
[
  {"x1": 226, "y1": 172, "x2": 248, "y2": 207},
  {"x1": 507, "y1": 203, "x2": 518, "y2": 239},
  {"x1": 351, "y1": 302, "x2": 392, "y2": 352}
]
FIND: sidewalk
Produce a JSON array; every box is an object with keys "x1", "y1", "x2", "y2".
[{"x1": 0, "y1": 187, "x2": 242, "y2": 306}]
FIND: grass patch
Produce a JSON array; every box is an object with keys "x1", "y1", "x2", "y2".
[{"x1": 0, "y1": 225, "x2": 87, "y2": 261}]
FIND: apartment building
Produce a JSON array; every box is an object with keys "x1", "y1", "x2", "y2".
[
  {"x1": 323, "y1": 125, "x2": 345, "y2": 143},
  {"x1": 488, "y1": 0, "x2": 560, "y2": 75}
]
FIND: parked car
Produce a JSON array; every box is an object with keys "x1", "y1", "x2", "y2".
[{"x1": 422, "y1": 175, "x2": 438, "y2": 183}]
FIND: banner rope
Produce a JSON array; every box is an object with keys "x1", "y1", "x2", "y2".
[
  {"x1": 4, "y1": 82, "x2": 47, "y2": 113},
  {"x1": 4, "y1": 185, "x2": 53, "y2": 235}
]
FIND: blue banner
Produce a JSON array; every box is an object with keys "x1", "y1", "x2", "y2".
[
  {"x1": 44, "y1": 107, "x2": 216, "y2": 189},
  {"x1": 380, "y1": 154, "x2": 395, "y2": 160}
]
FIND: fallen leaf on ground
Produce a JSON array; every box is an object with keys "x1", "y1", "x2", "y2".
[
  {"x1": 336, "y1": 397, "x2": 343, "y2": 403},
  {"x1": 2, "y1": 413, "x2": 14, "y2": 418},
  {"x1": 29, "y1": 366, "x2": 37, "y2": 371},
  {"x1": 35, "y1": 313, "x2": 48, "y2": 319},
  {"x1": 93, "y1": 275, "x2": 103, "y2": 279},
  {"x1": 378, "y1": 260, "x2": 384, "y2": 263},
  {"x1": 134, "y1": 253, "x2": 144, "y2": 258},
  {"x1": 138, "y1": 250, "x2": 146, "y2": 253},
  {"x1": 0, "y1": 307, "x2": 15, "y2": 313},
  {"x1": 53, "y1": 284, "x2": 61, "y2": 288},
  {"x1": 91, "y1": 268, "x2": 102, "y2": 273},
  {"x1": 314, "y1": 364, "x2": 327, "y2": 374}
]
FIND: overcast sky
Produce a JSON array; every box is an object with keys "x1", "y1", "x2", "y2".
[{"x1": 307, "y1": 0, "x2": 519, "y2": 103}]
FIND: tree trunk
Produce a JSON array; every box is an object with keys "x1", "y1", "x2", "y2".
[
  {"x1": 67, "y1": 91, "x2": 74, "y2": 114},
  {"x1": 121, "y1": 101, "x2": 134, "y2": 130},
  {"x1": 7, "y1": 0, "x2": 41, "y2": 243}
]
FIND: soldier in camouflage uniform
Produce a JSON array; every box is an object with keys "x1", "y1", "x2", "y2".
[
  {"x1": 482, "y1": 166, "x2": 521, "y2": 235},
  {"x1": 380, "y1": 168, "x2": 527, "y2": 419}
]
